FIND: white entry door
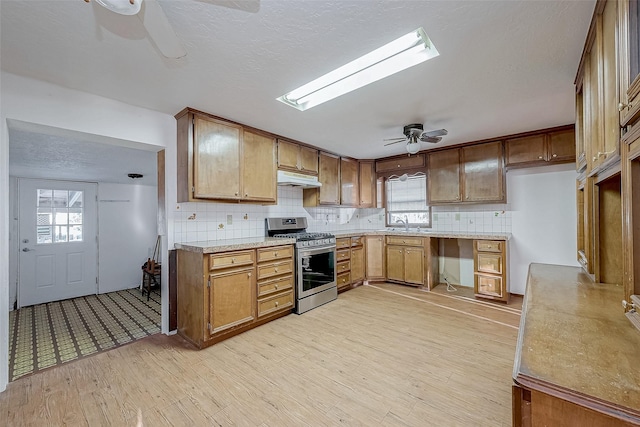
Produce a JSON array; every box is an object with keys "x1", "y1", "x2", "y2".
[{"x1": 18, "y1": 179, "x2": 98, "y2": 307}]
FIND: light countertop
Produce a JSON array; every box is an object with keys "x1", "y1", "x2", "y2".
[
  {"x1": 174, "y1": 236, "x2": 296, "y2": 254},
  {"x1": 332, "y1": 229, "x2": 512, "y2": 240}
]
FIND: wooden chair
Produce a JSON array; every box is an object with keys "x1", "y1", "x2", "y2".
[{"x1": 141, "y1": 236, "x2": 161, "y2": 301}]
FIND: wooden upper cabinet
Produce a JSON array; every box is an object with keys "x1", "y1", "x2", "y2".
[
  {"x1": 277, "y1": 139, "x2": 318, "y2": 175},
  {"x1": 619, "y1": 0, "x2": 640, "y2": 127},
  {"x1": 340, "y1": 157, "x2": 359, "y2": 206},
  {"x1": 428, "y1": 149, "x2": 461, "y2": 203},
  {"x1": 191, "y1": 114, "x2": 242, "y2": 200},
  {"x1": 176, "y1": 109, "x2": 276, "y2": 203},
  {"x1": 243, "y1": 130, "x2": 277, "y2": 203},
  {"x1": 462, "y1": 141, "x2": 505, "y2": 203},
  {"x1": 304, "y1": 151, "x2": 340, "y2": 206},
  {"x1": 505, "y1": 127, "x2": 576, "y2": 167},
  {"x1": 358, "y1": 161, "x2": 376, "y2": 208},
  {"x1": 505, "y1": 134, "x2": 546, "y2": 165},
  {"x1": 376, "y1": 154, "x2": 425, "y2": 173},
  {"x1": 428, "y1": 142, "x2": 507, "y2": 204}
]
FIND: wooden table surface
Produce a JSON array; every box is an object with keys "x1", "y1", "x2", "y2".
[{"x1": 513, "y1": 263, "x2": 640, "y2": 420}]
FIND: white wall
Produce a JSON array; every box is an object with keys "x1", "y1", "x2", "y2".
[
  {"x1": 507, "y1": 163, "x2": 579, "y2": 294},
  {"x1": 0, "y1": 71, "x2": 177, "y2": 392},
  {"x1": 98, "y1": 183, "x2": 158, "y2": 293}
]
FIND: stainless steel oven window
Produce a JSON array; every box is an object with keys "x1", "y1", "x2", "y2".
[{"x1": 297, "y1": 245, "x2": 336, "y2": 295}]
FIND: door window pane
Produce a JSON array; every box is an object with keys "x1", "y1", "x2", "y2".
[{"x1": 36, "y1": 189, "x2": 84, "y2": 244}]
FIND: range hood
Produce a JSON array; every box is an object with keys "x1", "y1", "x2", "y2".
[{"x1": 277, "y1": 170, "x2": 322, "y2": 188}]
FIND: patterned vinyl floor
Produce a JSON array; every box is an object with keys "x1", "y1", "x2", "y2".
[{"x1": 8, "y1": 288, "x2": 161, "y2": 382}]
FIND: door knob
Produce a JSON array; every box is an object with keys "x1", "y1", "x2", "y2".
[{"x1": 22, "y1": 248, "x2": 33, "y2": 252}]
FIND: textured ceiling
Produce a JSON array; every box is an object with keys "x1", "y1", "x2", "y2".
[
  {"x1": 8, "y1": 123, "x2": 159, "y2": 186},
  {"x1": 1, "y1": 0, "x2": 595, "y2": 160}
]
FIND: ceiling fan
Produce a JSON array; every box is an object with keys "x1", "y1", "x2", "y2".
[
  {"x1": 384, "y1": 123, "x2": 448, "y2": 154},
  {"x1": 85, "y1": 0, "x2": 259, "y2": 59}
]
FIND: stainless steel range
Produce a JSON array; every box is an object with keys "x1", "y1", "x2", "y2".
[{"x1": 266, "y1": 217, "x2": 337, "y2": 314}]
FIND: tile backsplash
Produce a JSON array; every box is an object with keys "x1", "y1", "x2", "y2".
[{"x1": 172, "y1": 187, "x2": 512, "y2": 245}]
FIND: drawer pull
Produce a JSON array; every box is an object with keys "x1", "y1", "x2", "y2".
[
  {"x1": 275, "y1": 284, "x2": 278, "y2": 289},
  {"x1": 247, "y1": 272, "x2": 251, "y2": 277},
  {"x1": 275, "y1": 301, "x2": 279, "y2": 307},
  {"x1": 231, "y1": 258, "x2": 235, "y2": 263},
  {"x1": 275, "y1": 252, "x2": 278, "y2": 256},
  {"x1": 538, "y1": 156, "x2": 543, "y2": 160},
  {"x1": 274, "y1": 267, "x2": 278, "y2": 272}
]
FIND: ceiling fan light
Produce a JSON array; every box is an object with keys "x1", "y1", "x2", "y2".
[
  {"x1": 94, "y1": 0, "x2": 142, "y2": 16},
  {"x1": 406, "y1": 142, "x2": 420, "y2": 155}
]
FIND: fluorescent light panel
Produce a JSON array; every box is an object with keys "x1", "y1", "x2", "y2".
[{"x1": 277, "y1": 28, "x2": 438, "y2": 111}]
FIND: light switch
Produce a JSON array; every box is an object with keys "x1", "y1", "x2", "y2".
[{"x1": 227, "y1": 215, "x2": 233, "y2": 225}]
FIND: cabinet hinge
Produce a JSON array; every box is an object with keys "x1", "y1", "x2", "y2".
[
  {"x1": 192, "y1": 186, "x2": 195, "y2": 194},
  {"x1": 207, "y1": 278, "x2": 211, "y2": 288},
  {"x1": 207, "y1": 322, "x2": 211, "y2": 331}
]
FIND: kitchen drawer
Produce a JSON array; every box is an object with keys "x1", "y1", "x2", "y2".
[
  {"x1": 351, "y1": 236, "x2": 364, "y2": 247},
  {"x1": 476, "y1": 240, "x2": 503, "y2": 253},
  {"x1": 257, "y1": 274, "x2": 293, "y2": 298},
  {"x1": 257, "y1": 245, "x2": 293, "y2": 263},
  {"x1": 209, "y1": 250, "x2": 255, "y2": 270},
  {"x1": 386, "y1": 236, "x2": 423, "y2": 246},
  {"x1": 337, "y1": 260, "x2": 351, "y2": 274},
  {"x1": 257, "y1": 259, "x2": 294, "y2": 280},
  {"x1": 337, "y1": 248, "x2": 351, "y2": 262},
  {"x1": 475, "y1": 274, "x2": 503, "y2": 298},
  {"x1": 257, "y1": 290, "x2": 293, "y2": 318},
  {"x1": 477, "y1": 253, "x2": 503, "y2": 275},
  {"x1": 336, "y1": 238, "x2": 351, "y2": 249},
  {"x1": 337, "y1": 271, "x2": 351, "y2": 288}
]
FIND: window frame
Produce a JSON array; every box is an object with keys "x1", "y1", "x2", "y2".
[{"x1": 384, "y1": 172, "x2": 432, "y2": 228}]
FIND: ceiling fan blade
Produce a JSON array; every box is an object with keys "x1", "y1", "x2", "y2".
[
  {"x1": 422, "y1": 128, "x2": 448, "y2": 138},
  {"x1": 420, "y1": 135, "x2": 442, "y2": 143},
  {"x1": 384, "y1": 140, "x2": 405, "y2": 146},
  {"x1": 383, "y1": 137, "x2": 407, "y2": 142},
  {"x1": 138, "y1": 0, "x2": 187, "y2": 59},
  {"x1": 196, "y1": 0, "x2": 260, "y2": 13}
]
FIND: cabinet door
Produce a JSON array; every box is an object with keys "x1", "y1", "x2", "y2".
[
  {"x1": 587, "y1": 36, "x2": 602, "y2": 173},
  {"x1": 340, "y1": 157, "x2": 359, "y2": 206},
  {"x1": 299, "y1": 145, "x2": 319, "y2": 175},
  {"x1": 620, "y1": 0, "x2": 640, "y2": 125},
  {"x1": 358, "y1": 161, "x2": 376, "y2": 208},
  {"x1": 386, "y1": 246, "x2": 404, "y2": 282},
  {"x1": 351, "y1": 246, "x2": 365, "y2": 282},
  {"x1": 193, "y1": 115, "x2": 241, "y2": 199},
  {"x1": 208, "y1": 268, "x2": 255, "y2": 334},
  {"x1": 600, "y1": 0, "x2": 619, "y2": 165},
  {"x1": 505, "y1": 135, "x2": 547, "y2": 165},
  {"x1": 404, "y1": 247, "x2": 424, "y2": 285},
  {"x1": 576, "y1": 84, "x2": 587, "y2": 172},
  {"x1": 462, "y1": 141, "x2": 505, "y2": 202},
  {"x1": 428, "y1": 149, "x2": 461, "y2": 203},
  {"x1": 243, "y1": 130, "x2": 277, "y2": 203},
  {"x1": 319, "y1": 152, "x2": 340, "y2": 205},
  {"x1": 548, "y1": 129, "x2": 576, "y2": 162},
  {"x1": 277, "y1": 139, "x2": 299, "y2": 171},
  {"x1": 366, "y1": 236, "x2": 385, "y2": 279}
]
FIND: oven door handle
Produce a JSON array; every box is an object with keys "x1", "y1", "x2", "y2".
[{"x1": 298, "y1": 245, "x2": 336, "y2": 257}]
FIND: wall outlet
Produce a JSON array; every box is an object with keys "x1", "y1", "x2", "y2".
[
  {"x1": 455, "y1": 213, "x2": 460, "y2": 221},
  {"x1": 227, "y1": 214, "x2": 233, "y2": 225}
]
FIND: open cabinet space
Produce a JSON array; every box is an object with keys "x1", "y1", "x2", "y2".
[{"x1": 595, "y1": 174, "x2": 623, "y2": 285}]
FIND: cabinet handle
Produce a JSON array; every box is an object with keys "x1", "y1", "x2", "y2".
[
  {"x1": 247, "y1": 272, "x2": 251, "y2": 277},
  {"x1": 465, "y1": 195, "x2": 469, "y2": 199},
  {"x1": 235, "y1": 192, "x2": 238, "y2": 196},
  {"x1": 538, "y1": 156, "x2": 543, "y2": 160},
  {"x1": 275, "y1": 284, "x2": 278, "y2": 289},
  {"x1": 619, "y1": 102, "x2": 632, "y2": 111},
  {"x1": 552, "y1": 154, "x2": 557, "y2": 158},
  {"x1": 275, "y1": 301, "x2": 279, "y2": 307},
  {"x1": 231, "y1": 258, "x2": 235, "y2": 263},
  {"x1": 275, "y1": 267, "x2": 278, "y2": 272},
  {"x1": 245, "y1": 193, "x2": 248, "y2": 197},
  {"x1": 275, "y1": 252, "x2": 278, "y2": 256}
]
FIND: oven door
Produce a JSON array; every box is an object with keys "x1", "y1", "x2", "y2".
[{"x1": 297, "y1": 244, "x2": 336, "y2": 299}]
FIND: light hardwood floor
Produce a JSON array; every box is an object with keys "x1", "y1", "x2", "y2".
[{"x1": 0, "y1": 283, "x2": 521, "y2": 426}]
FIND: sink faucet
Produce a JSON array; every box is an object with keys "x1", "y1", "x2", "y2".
[{"x1": 395, "y1": 216, "x2": 409, "y2": 232}]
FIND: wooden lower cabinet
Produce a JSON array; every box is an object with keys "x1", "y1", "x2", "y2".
[
  {"x1": 177, "y1": 245, "x2": 294, "y2": 349},
  {"x1": 385, "y1": 236, "x2": 438, "y2": 289},
  {"x1": 365, "y1": 235, "x2": 385, "y2": 280},
  {"x1": 473, "y1": 239, "x2": 509, "y2": 302},
  {"x1": 335, "y1": 236, "x2": 365, "y2": 292}
]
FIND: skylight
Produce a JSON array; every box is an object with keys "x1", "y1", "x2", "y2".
[{"x1": 277, "y1": 28, "x2": 439, "y2": 111}]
